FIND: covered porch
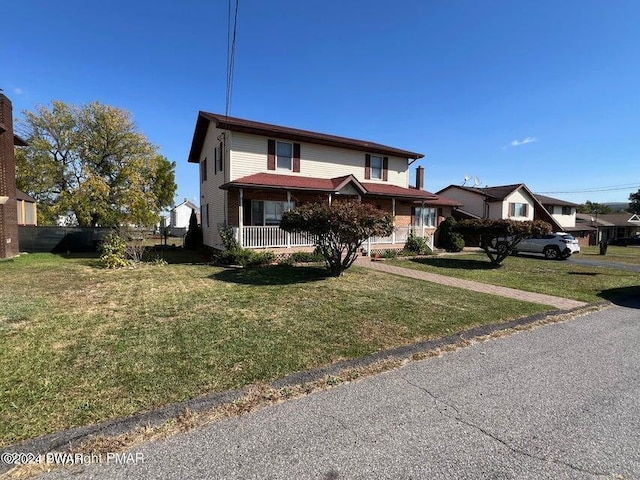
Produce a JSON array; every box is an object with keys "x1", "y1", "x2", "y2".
[{"x1": 220, "y1": 172, "x2": 461, "y2": 252}]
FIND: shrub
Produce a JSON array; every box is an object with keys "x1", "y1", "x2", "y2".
[
  {"x1": 218, "y1": 248, "x2": 275, "y2": 267},
  {"x1": 184, "y1": 209, "x2": 203, "y2": 250},
  {"x1": 290, "y1": 251, "x2": 324, "y2": 263},
  {"x1": 99, "y1": 231, "x2": 128, "y2": 268},
  {"x1": 439, "y1": 217, "x2": 465, "y2": 252},
  {"x1": 404, "y1": 231, "x2": 432, "y2": 255},
  {"x1": 218, "y1": 224, "x2": 239, "y2": 250},
  {"x1": 382, "y1": 249, "x2": 399, "y2": 259}
]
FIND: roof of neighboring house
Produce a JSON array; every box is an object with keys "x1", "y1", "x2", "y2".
[
  {"x1": 576, "y1": 212, "x2": 640, "y2": 227},
  {"x1": 533, "y1": 194, "x2": 579, "y2": 207},
  {"x1": 16, "y1": 189, "x2": 36, "y2": 203},
  {"x1": 437, "y1": 184, "x2": 526, "y2": 201},
  {"x1": 172, "y1": 199, "x2": 199, "y2": 212},
  {"x1": 220, "y1": 173, "x2": 462, "y2": 204},
  {"x1": 188, "y1": 112, "x2": 424, "y2": 163},
  {"x1": 13, "y1": 134, "x2": 28, "y2": 146}
]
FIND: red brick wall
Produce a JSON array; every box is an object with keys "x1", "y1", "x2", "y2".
[{"x1": 0, "y1": 94, "x2": 19, "y2": 258}]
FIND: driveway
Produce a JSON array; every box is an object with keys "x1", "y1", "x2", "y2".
[
  {"x1": 567, "y1": 256, "x2": 640, "y2": 272},
  {"x1": 39, "y1": 305, "x2": 640, "y2": 480}
]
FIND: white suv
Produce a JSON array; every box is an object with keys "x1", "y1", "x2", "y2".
[{"x1": 496, "y1": 233, "x2": 580, "y2": 260}]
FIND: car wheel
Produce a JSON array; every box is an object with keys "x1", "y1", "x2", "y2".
[
  {"x1": 543, "y1": 246, "x2": 560, "y2": 259},
  {"x1": 496, "y1": 242, "x2": 509, "y2": 255}
]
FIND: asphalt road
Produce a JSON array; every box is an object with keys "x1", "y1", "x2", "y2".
[{"x1": 40, "y1": 305, "x2": 640, "y2": 480}]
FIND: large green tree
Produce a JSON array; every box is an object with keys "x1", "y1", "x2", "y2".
[
  {"x1": 15, "y1": 101, "x2": 176, "y2": 227},
  {"x1": 629, "y1": 189, "x2": 640, "y2": 214}
]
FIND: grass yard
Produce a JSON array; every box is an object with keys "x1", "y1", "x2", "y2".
[
  {"x1": 0, "y1": 253, "x2": 549, "y2": 446},
  {"x1": 389, "y1": 253, "x2": 640, "y2": 303},
  {"x1": 579, "y1": 245, "x2": 640, "y2": 265}
]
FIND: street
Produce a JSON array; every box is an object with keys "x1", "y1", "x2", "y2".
[{"x1": 41, "y1": 304, "x2": 640, "y2": 480}]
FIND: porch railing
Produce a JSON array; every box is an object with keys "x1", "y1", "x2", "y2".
[{"x1": 233, "y1": 225, "x2": 433, "y2": 251}]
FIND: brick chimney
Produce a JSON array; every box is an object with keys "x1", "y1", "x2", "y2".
[
  {"x1": 415, "y1": 166, "x2": 425, "y2": 190},
  {"x1": 0, "y1": 94, "x2": 20, "y2": 258}
]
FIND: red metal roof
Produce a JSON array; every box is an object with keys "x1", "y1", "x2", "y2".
[{"x1": 221, "y1": 173, "x2": 461, "y2": 204}]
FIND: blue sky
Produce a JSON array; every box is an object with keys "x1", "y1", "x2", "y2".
[{"x1": 4, "y1": 0, "x2": 640, "y2": 206}]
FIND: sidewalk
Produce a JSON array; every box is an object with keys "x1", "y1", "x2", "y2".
[{"x1": 356, "y1": 257, "x2": 588, "y2": 310}]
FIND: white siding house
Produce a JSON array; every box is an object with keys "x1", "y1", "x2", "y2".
[{"x1": 187, "y1": 112, "x2": 462, "y2": 251}]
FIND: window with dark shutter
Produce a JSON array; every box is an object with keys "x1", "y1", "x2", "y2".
[
  {"x1": 201, "y1": 157, "x2": 207, "y2": 182},
  {"x1": 382, "y1": 157, "x2": 389, "y2": 181},
  {"x1": 365, "y1": 154, "x2": 371, "y2": 179},
  {"x1": 216, "y1": 141, "x2": 224, "y2": 173},
  {"x1": 293, "y1": 143, "x2": 301, "y2": 172},
  {"x1": 267, "y1": 139, "x2": 276, "y2": 170}
]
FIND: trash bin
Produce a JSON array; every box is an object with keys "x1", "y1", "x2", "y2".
[{"x1": 599, "y1": 240, "x2": 608, "y2": 255}]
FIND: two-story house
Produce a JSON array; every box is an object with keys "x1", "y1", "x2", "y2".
[
  {"x1": 188, "y1": 112, "x2": 461, "y2": 251},
  {"x1": 437, "y1": 184, "x2": 569, "y2": 229}
]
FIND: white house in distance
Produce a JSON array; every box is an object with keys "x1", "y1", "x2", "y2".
[
  {"x1": 436, "y1": 184, "x2": 592, "y2": 245},
  {"x1": 187, "y1": 112, "x2": 461, "y2": 251},
  {"x1": 168, "y1": 199, "x2": 200, "y2": 236}
]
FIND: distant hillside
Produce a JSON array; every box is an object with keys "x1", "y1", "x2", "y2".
[{"x1": 603, "y1": 202, "x2": 630, "y2": 212}]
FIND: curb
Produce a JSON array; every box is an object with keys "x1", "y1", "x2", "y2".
[{"x1": 0, "y1": 303, "x2": 599, "y2": 471}]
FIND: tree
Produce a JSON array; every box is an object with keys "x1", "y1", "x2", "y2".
[
  {"x1": 629, "y1": 189, "x2": 640, "y2": 214},
  {"x1": 280, "y1": 200, "x2": 394, "y2": 276},
  {"x1": 454, "y1": 219, "x2": 552, "y2": 266},
  {"x1": 15, "y1": 101, "x2": 176, "y2": 226},
  {"x1": 438, "y1": 216, "x2": 465, "y2": 252},
  {"x1": 184, "y1": 209, "x2": 203, "y2": 250},
  {"x1": 576, "y1": 201, "x2": 612, "y2": 215}
]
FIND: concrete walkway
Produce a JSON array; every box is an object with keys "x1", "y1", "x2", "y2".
[{"x1": 356, "y1": 258, "x2": 588, "y2": 310}]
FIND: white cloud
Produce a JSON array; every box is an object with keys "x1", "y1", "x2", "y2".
[
  {"x1": 510, "y1": 136, "x2": 537, "y2": 147},
  {"x1": 12, "y1": 87, "x2": 24, "y2": 95}
]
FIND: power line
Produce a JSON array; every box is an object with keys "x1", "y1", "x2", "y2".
[
  {"x1": 225, "y1": 0, "x2": 240, "y2": 118},
  {"x1": 538, "y1": 183, "x2": 640, "y2": 195}
]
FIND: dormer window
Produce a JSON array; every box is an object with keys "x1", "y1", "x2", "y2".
[{"x1": 277, "y1": 141, "x2": 293, "y2": 170}]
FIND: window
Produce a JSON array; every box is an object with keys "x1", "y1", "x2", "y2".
[
  {"x1": 215, "y1": 143, "x2": 223, "y2": 173},
  {"x1": 562, "y1": 206, "x2": 572, "y2": 215},
  {"x1": 276, "y1": 141, "x2": 293, "y2": 170},
  {"x1": 201, "y1": 157, "x2": 207, "y2": 182},
  {"x1": 370, "y1": 155, "x2": 383, "y2": 180},
  {"x1": 509, "y1": 202, "x2": 528, "y2": 217},
  {"x1": 414, "y1": 207, "x2": 437, "y2": 228},
  {"x1": 251, "y1": 200, "x2": 294, "y2": 226},
  {"x1": 206, "y1": 204, "x2": 210, "y2": 228}
]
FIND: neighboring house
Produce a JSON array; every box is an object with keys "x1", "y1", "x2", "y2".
[
  {"x1": 437, "y1": 184, "x2": 562, "y2": 228},
  {"x1": 576, "y1": 213, "x2": 640, "y2": 245},
  {"x1": 16, "y1": 189, "x2": 37, "y2": 225},
  {"x1": 0, "y1": 93, "x2": 27, "y2": 258},
  {"x1": 187, "y1": 112, "x2": 461, "y2": 251},
  {"x1": 169, "y1": 199, "x2": 200, "y2": 236}
]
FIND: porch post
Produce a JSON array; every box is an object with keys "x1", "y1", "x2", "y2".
[
  {"x1": 286, "y1": 191, "x2": 291, "y2": 248},
  {"x1": 392, "y1": 197, "x2": 396, "y2": 244},
  {"x1": 421, "y1": 201, "x2": 426, "y2": 238},
  {"x1": 328, "y1": 193, "x2": 332, "y2": 205},
  {"x1": 238, "y1": 189, "x2": 244, "y2": 247}
]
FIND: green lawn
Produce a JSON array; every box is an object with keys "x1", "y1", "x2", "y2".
[
  {"x1": 579, "y1": 245, "x2": 640, "y2": 265},
  {"x1": 0, "y1": 253, "x2": 549, "y2": 446},
  {"x1": 390, "y1": 253, "x2": 640, "y2": 303}
]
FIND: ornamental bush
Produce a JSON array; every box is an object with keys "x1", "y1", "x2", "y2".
[
  {"x1": 99, "y1": 231, "x2": 128, "y2": 268},
  {"x1": 438, "y1": 217, "x2": 465, "y2": 252}
]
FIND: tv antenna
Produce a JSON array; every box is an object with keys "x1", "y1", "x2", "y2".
[
  {"x1": 462, "y1": 175, "x2": 470, "y2": 186},
  {"x1": 473, "y1": 177, "x2": 482, "y2": 187}
]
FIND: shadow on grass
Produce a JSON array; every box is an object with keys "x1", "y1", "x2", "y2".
[
  {"x1": 210, "y1": 265, "x2": 331, "y2": 286},
  {"x1": 568, "y1": 271, "x2": 600, "y2": 276},
  {"x1": 598, "y1": 286, "x2": 640, "y2": 309},
  {"x1": 410, "y1": 256, "x2": 497, "y2": 270}
]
